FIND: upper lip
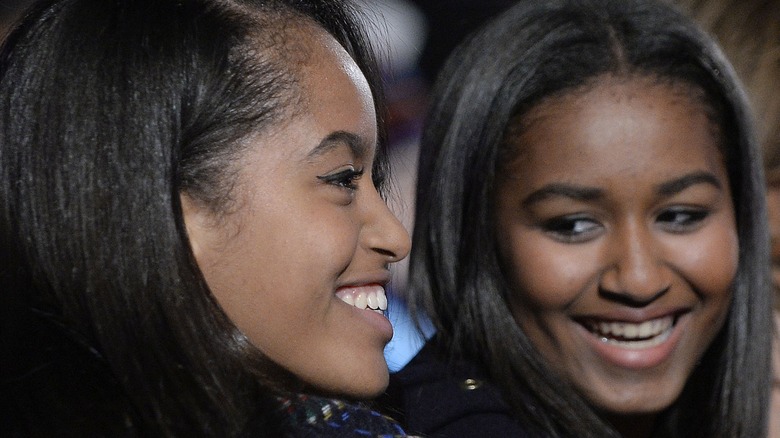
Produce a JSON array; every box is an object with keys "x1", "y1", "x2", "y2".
[
  {"x1": 573, "y1": 306, "x2": 691, "y2": 325},
  {"x1": 335, "y1": 269, "x2": 391, "y2": 290}
]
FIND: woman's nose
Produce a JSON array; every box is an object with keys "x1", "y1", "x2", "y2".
[
  {"x1": 362, "y1": 189, "x2": 411, "y2": 264},
  {"x1": 599, "y1": 221, "x2": 670, "y2": 305}
]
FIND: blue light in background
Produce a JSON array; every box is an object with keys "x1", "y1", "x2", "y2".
[{"x1": 384, "y1": 293, "x2": 435, "y2": 372}]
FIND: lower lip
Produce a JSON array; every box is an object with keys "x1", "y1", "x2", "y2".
[
  {"x1": 578, "y1": 314, "x2": 689, "y2": 370},
  {"x1": 342, "y1": 300, "x2": 394, "y2": 342}
]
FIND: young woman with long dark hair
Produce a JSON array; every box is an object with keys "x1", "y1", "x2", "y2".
[
  {"x1": 382, "y1": 0, "x2": 772, "y2": 436},
  {"x1": 0, "y1": 0, "x2": 412, "y2": 435}
]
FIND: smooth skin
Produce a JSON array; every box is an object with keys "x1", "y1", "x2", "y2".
[
  {"x1": 183, "y1": 23, "x2": 411, "y2": 399},
  {"x1": 495, "y1": 75, "x2": 737, "y2": 436}
]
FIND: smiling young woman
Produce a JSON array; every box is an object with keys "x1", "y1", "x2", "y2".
[
  {"x1": 495, "y1": 75, "x2": 737, "y2": 424},
  {"x1": 380, "y1": 0, "x2": 772, "y2": 437},
  {"x1": 0, "y1": 0, "x2": 412, "y2": 436},
  {"x1": 181, "y1": 21, "x2": 410, "y2": 400}
]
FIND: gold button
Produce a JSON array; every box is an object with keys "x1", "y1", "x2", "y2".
[{"x1": 461, "y1": 378, "x2": 482, "y2": 390}]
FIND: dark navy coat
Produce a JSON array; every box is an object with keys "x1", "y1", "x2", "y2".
[{"x1": 379, "y1": 339, "x2": 530, "y2": 437}]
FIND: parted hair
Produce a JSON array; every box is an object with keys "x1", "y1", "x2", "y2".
[
  {"x1": 0, "y1": 0, "x2": 385, "y2": 435},
  {"x1": 408, "y1": 0, "x2": 772, "y2": 436}
]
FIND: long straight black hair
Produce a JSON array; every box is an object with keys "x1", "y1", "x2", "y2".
[
  {"x1": 409, "y1": 0, "x2": 772, "y2": 436},
  {"x1": 0, "y1": 0, "x2": 386, "y2": 435}
]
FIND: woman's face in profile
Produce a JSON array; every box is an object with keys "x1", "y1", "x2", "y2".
[
  {"x1": 494, "y1": 75, "x2": 737, "y2": 420},
  {"x1": 183, "y1": 24, "x2": 411, "y2": 398}
]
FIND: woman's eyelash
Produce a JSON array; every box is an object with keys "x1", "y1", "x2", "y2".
[
  {"x1": 541, "y1": 215, "x2": 601, "y2": 243},
  {"x1": 318, "y1": 168, "x2": 364, "y2": 191},
  {"x1": 656, "y1": 208, "x2": 710, "y2": 231}
]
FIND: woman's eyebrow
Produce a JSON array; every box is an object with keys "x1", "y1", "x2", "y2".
[
  {"x1": 656, "y1": 171, "x2": 723, "y2": 196},
  {"x1": 522, "y1": 183, "x2": 603, "y2": 207},
  {"x1": 306, "y1": 130, "x2": 368, "y2": 161}
]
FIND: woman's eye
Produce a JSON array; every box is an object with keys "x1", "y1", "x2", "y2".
[
  {"x1": 656, "y1": 207, "x2": 709, "y2": 232},
  {"x1": 318, "y1": 167, "x2": 364, "y2": 191},
  {"x1": 541, "y1": 216, "x2": 602, "y2": 243}
]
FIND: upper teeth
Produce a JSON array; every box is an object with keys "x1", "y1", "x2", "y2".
[
  {"x1": 584, "y1": 316, "x2": 675, "y2": 349},
  {"x1": 336, "y1": 285, "x2": 388, "y2": 314}
]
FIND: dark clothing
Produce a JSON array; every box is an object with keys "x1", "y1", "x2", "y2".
[{"x1": 379, "y1": 339, "x2": 529, "y2": 437}]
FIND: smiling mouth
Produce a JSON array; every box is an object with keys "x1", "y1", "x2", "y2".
[
  {"x1": 335, "y1": 285, "x2": 388, "y2": 314},
  {"x1": 580, "y1": 315, "x2": 677, "y2": 350}
]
